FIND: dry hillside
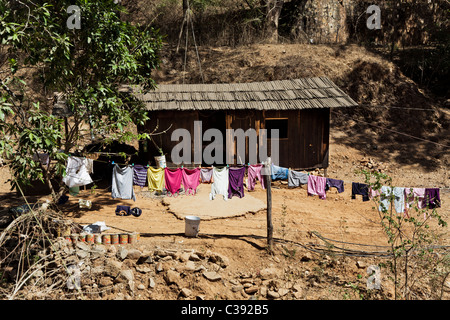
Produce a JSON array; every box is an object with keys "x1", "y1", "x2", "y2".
[{"x1": 153, "y1": 42, "x2": 449, "y2": 171}]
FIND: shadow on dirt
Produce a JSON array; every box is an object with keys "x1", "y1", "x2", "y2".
[{"x1": 332, "y1": 59, "x2": 449, "y2": 171}]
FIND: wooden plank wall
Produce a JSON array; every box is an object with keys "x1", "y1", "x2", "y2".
[
  {"x1": 296, "y1": 108, "x2": 330, "y2": 169},
  {"x1": 257, "y1": 109, "x2": 329, "y2": 169},
  {"x1": 139, "y1": 109, "x2": 330, "y2": 169},
  {"x1": 139, "y1": 111, "x2": 198, "y2": 167}
]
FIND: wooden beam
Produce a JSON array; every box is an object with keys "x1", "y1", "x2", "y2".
[{"x1": 264, "y1": 158, "x2": 273, "y2": 251}]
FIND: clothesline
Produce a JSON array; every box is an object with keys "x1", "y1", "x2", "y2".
[
  {"x1": 5, "y1": 152, "x2": 445, "y2": 192},
  {"x1": 45, "y1": 154, "x2": 446, "y2": 192}
]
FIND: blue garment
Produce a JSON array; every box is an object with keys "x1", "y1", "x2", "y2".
[
  {"x1": 115, "y1": 205, "x2": 131, "y2": 216},
  {"x1": 351, "y1": 182, "x2": 369, "y2": 201},
  {"x1": 271, "y1": 164, "x2": 289, "y2": 181}
]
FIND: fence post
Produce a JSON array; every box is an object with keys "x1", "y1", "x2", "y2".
[{"x1": 264, "y1": 158, "x2": 273, "y2": 251}]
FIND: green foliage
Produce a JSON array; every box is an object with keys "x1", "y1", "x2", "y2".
[{"x1": 0, "y1": 0, "x2": 163, "y2": 199}]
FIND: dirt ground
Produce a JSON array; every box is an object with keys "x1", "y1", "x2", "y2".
[{"x1": 1, "y1": 127, "x2": 448, "y2": 300}]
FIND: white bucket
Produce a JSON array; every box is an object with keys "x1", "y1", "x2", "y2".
[
  {"x1": 154, "y1": 155, "x2": 166, "y2": 168},
  {"x1": 184, "y1": 216, "x2": 200, "y2": 237}
]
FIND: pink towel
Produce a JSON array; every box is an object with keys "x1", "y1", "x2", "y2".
[
  {"x1": 247, "y1": 164, "x2": 265, "y2": 191},
  {"x1": 405, "y1": 187, "x2": 426, "y2": 209},
  {"x1": 369, "y1": 186, "x2": 380, "y2": 199},
  {"x1": 307, "y1": 175, "x2": 327, "y2": 200},
  {"x1": 164, "y1": 168, "x2": 183, "y2": 196},
  {"x1": 182, "y1": 168, "x2": 201, "y2": 195}
]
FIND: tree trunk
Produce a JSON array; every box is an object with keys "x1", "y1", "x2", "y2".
[
  {"x1": 265, "y1": 0, "x2": 284, "y2": 43},
  {"x1": 183, "y1": 0, "x2": 189, "y2": 16}
]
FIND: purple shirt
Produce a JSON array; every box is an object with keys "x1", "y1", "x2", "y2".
[
  {"x1": 228, "y1": 167, "x2": 246, "y2": 199},
  {"x1": 424, "y1": 188, "x2": 440, "y2": 208},
  {"x1": 326, "y1": 178, "x2": 345, "y2": 193}
]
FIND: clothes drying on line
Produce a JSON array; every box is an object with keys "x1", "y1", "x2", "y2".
[
  {"x1": 288, "y1": 170, "x2": 308, "y2": 188},
  {"x1": 111, "y1": 164, "x2": 136, "y2": 201},
  {"x1": 325, "y1": 177, "x2": 345, "y2": 193},
  {"x1": 182, "y1": 168, "x2": 201, "y2": 195},
  {"x1": 210, "y1": 166, "x2": 229, "y2": 201},
  {"x1": 228, "y1": 167, "x2": 246, "y2": 199},
  {"x1": 63, "y1": 156, "x2": 94, "y2": 188},
  {"x1": 307, "y1": 175, "x2": 327, "y2": 200},
  {"x1": 147, "y1": 166, "x2": 165, "y2": 192},
  {"x1": 271, "y1": 164, "x2": 289, "y2": 181},
  {"x1": 165, "y1": 167, "x2": 183, "y2": 196},
  {"x1": 133, "y1": 164, "x2": 148, "y2": 187},
  {"x1": 247, "y1": 164, "x2": 266, "y2": 191},
  {"x1": 200, "y1": 167, "x2": 213, "y2": 183},
  {"x1": 351, "y1": 182, "x2": 369, "y2": 202}
]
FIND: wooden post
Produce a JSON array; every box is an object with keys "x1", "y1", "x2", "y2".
[{"x1": 264, "y1": 158, "x2": 274, "y2": 251}]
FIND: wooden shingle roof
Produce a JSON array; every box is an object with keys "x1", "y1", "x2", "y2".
[{"x1": 123, "y1": 77, "x2": 357, "y2": 111}]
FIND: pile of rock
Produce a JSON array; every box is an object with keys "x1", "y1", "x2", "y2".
[
  {"x1": 13, "y1": 237, "x2": 328, "y2": 300},
  {"x1": 359, "y1": 157, "x2": 388, "y2": 172},
  {"x1": 15, "y1": 237, "x2": 239, "y2": 300}
]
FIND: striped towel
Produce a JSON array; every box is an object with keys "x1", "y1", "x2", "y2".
[{"x1": 133, "y1": 165, "x2": 147, "y2": 187}]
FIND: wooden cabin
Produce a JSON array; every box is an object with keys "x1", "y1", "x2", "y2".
[{"x1": 129, "y1": 77, "x2": 357, "y2": 170}]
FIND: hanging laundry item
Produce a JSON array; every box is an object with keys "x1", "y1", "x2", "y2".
[
  {"x1": 62, "y1": 156, "x2": 93, "y2": 188},
  {"x1": 248, "y1": 164, "x2": 266, "y2": 191},
  {"x1": 288, "y1": 170, "x2": 308, "y2": 188},
  {"x1": 228, "y1": 167, "x2": 246, "y2": 199},
  {"x1": 210, "y1": 166, "x2": 229, "y2": 201},
  {"x1": 351, "y1": 182, "x2": 369, "y2": 202},
  {"x1": 369, "y1": 186, "x2": 380, "y2": 199},
  {"x1": 200, "y1": 168, "x2": 213, "y2": 183},
  {"x1": 405, "y1": 188, "x2": 426, "y2": 210},
  {"x1": 182, "y1": 168, "x2": 201, "y2": 195},
  {"x1": 271, "y1": 164, "x2": 289, "y2": 181},
  {"x1": 164, "y1": 168, "x2": 183, "y2": 196},
  {"x1": 147, "y1": 166, "x2": 165, "y2": 192},
  {"x1": 133, "y1": 164, "x2": 148, "y2": 187},
  {"x1": 307, "y1": 175, "x2": 327, "y2": 200},
  {"x1": 111, "y1": 164, "x2": 136, "y2": 201},
  {"x1": 378, "y1": 186, "x2": 405, "y2": 214},
  {"x1": 424, "y1": 188, "x2": 441, "y2": 209},
  {"x1": 393, "y1": 187, "x2": 405, "y2": 214},
  {"x1": 325, "y1": 178, "x2": 345, "y2": 193}
]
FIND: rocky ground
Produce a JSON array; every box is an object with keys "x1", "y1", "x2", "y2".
[{"x1": 7, "y1": 234, "x2": 396, "y2": 301}]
